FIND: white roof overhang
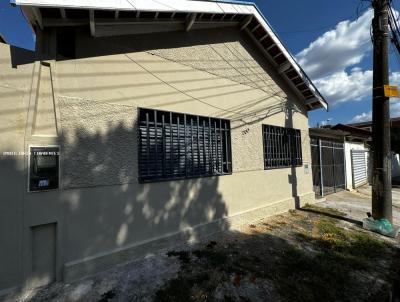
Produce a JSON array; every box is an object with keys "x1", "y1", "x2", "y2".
[{"x1": 11, "y1": 0, "x2": 328, "y2": 111}]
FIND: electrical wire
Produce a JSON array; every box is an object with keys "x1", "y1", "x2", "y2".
[
  {"x1": 388, "y1": 1, "x2": 400, "y2": 58},
  {"x1": 123, "y1": 53, "x2": 287, "y2": 123},
  {"x1": 389, "y1": 2, "x2": 400, "y2": 36}
]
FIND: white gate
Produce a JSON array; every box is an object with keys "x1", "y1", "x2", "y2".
[{"x1": 351, "y1": 150, "x2": 368, "y2": 188}]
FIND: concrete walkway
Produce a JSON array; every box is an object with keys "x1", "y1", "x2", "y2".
[{"x1": 319, "y1": 186, "x2": 400, "y2": 225}]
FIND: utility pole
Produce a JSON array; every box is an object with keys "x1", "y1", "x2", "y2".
[{"x1": 372, "y1": 0, "x2": 393, "y2": 222}]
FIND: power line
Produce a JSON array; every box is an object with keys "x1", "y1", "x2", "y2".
[
  {"x1": 123, "y1": 53, "x2": 286, "y2": 123},
  {"x1": 388, "y1": 1, "x2": 400, "y2": 56}
]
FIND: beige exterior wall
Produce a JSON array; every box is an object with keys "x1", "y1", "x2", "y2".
[
  {"x1": 0, "y1": 44, "x2": 35, "y2": 293},
  {"x1": 0, "y1": 27, "x2": 315, "y2": 292}
]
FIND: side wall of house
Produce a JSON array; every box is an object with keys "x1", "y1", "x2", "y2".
[
  {"x1": 0, "y1": 27, "x2": 316, "y2": 292},
  {"x1": 0, "y1": 44, "x2": 36, "y2": 292}
]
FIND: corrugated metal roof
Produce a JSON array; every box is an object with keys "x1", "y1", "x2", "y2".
[{"x1": 11, "y1": 0, "x2": 328, "y2": 111}]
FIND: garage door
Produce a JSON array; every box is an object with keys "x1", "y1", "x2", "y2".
[{"x1": 351, "y1": 150, "x2": 368, "y2": 188}]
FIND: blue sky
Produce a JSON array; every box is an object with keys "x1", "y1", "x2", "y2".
[
  {"x1": 255, "y1": 0, "x2": 400, "y2": 126},
  {"x1": 1, "y1": 0, "x2": 399, "y2": 126},
  {"x1": 0, "y1": 1, "x2": 35, "y2": 50}
]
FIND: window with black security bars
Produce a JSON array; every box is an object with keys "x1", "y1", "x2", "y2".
[
  {"x1": 263, "y1": 124, "x2": 302, "y2": 169},
  {"x1": 138, "y1": 108, "x2": 232, "y2": 182}
]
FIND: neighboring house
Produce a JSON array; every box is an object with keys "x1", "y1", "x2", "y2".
[
  {"x1": 309, "y1": 125, "x2": 371, "y2": 197},
  {"x1": 332, "y1": 124, "x2": 371, "y2": 189},
  {"x1": 0, "y1": 0, "x2": 327, "y2": 292},
  {"x1": 348, "y1": 117, "x2": 400, "y2": 154},
  {"x1": 348, "y1": 117, "x2": 400, "y2": 132},
  {"x1": 346, "y1": 119, "x2": 400, "y2": 178}
]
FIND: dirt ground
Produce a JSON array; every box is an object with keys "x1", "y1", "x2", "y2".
[{"x1": 3, "y1": 189, "x2": 400, "y2": 302}]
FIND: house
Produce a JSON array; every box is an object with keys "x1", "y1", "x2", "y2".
[
  {"x1": 348, "y1": 117, "x2": 400, "y2": 154},
  {"x1": 0, "y1": 0, "x2": 327, "y2": 292},
  {"x1": 332, "y1": 124, "x2": 372, "y2": 188},
  {"x1": 346, "y1": 119, "x2": 400, "y2": 179},
  {"x1": 309, "y1": 125, "x2": 371, "y2": 197},
  {"x1": 348, "y1": 116, "x2": 400, "y2": 131}
]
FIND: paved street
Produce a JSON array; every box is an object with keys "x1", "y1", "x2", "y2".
[{"x1": 320, "y1": 186, "x2": 400, "y2": 226}]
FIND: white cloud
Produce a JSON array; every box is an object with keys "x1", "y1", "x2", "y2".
[
  {"x1": 319, "y1": 118, "x2": 334, "y2": 126},
  {"x1": 350, "y1": 111, "x2": 372, "y2": 123},
  {"x1": 314, "y1": 68, "x2": 372, "y2": 104},
  {"x1": 296, "y1": 8, "x2": 400, "y2": 111},
  {"x1": 350, "y1": 99, "x2": 400, "y2": 123},
  {"x1": 295, "y1": 9, "x2": 382, "y2": 106},
  {"x1": 390, "y1": 100, "x2": 400, "y2": 116},
  {"x1": 390, "y1": 71, "x2": 400, "y2": 84},
  {"x1": 296, "y1": 10, "x2": 373, "y2": 79},
  {"x1": 314, "y1": 70, "x2": 400, "y2": 105}
]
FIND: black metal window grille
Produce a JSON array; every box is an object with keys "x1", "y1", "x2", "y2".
[
  {"x1": 138, "y1": 108, "x2": 232, "y2": 182},
  {"x1": 263, "y1": 124, "x2": 302, "y2": 169}
]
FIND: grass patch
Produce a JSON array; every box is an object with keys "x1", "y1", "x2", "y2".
[
  {"x1": 303, "y1": 203, "x2": 347, "y2": 217},
  {"x1": 271, "y1": 219, "x2": 394, "y2": 301},
  {"x1": 156, "y1": 215, "x2": 397, "y2": 302},
  {"x1": 315, "y1": 219, "x2": 388, "y2": 253},
  {"x1": 294, "y1": 218, "x2": 390, "y2": 268},
  {"x1": 294, "y1": 218, "x2": 392, "y2": 271}
]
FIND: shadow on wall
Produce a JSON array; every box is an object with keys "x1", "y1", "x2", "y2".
[
  {"x1": 285, "y1": 102, "x2": 300, "y2": 209},
  {"x1": 0, "y1": 25, "x2": 308, "y2": 292},
  {"x1": 7, "y1": 28, "x2": 305, "y2": 127},
  {"x1": 9, "y1": 45, "x2": 38, "y2": 68},
  {"x1": 56, "y1": 118, "x2": 229, "y2": 270},
  {"x1": 5, "y1": 28, "x2": 305, "y2": 134},
  {"x1": 6, "y1": 27, "x2": 306, "y2": 138},
  {"x1": 0, "y1": 153, "x2": 24, "y2": 291},
  {"x1": 0, "y1": 111, "x2": 230, "y2": 295}
]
